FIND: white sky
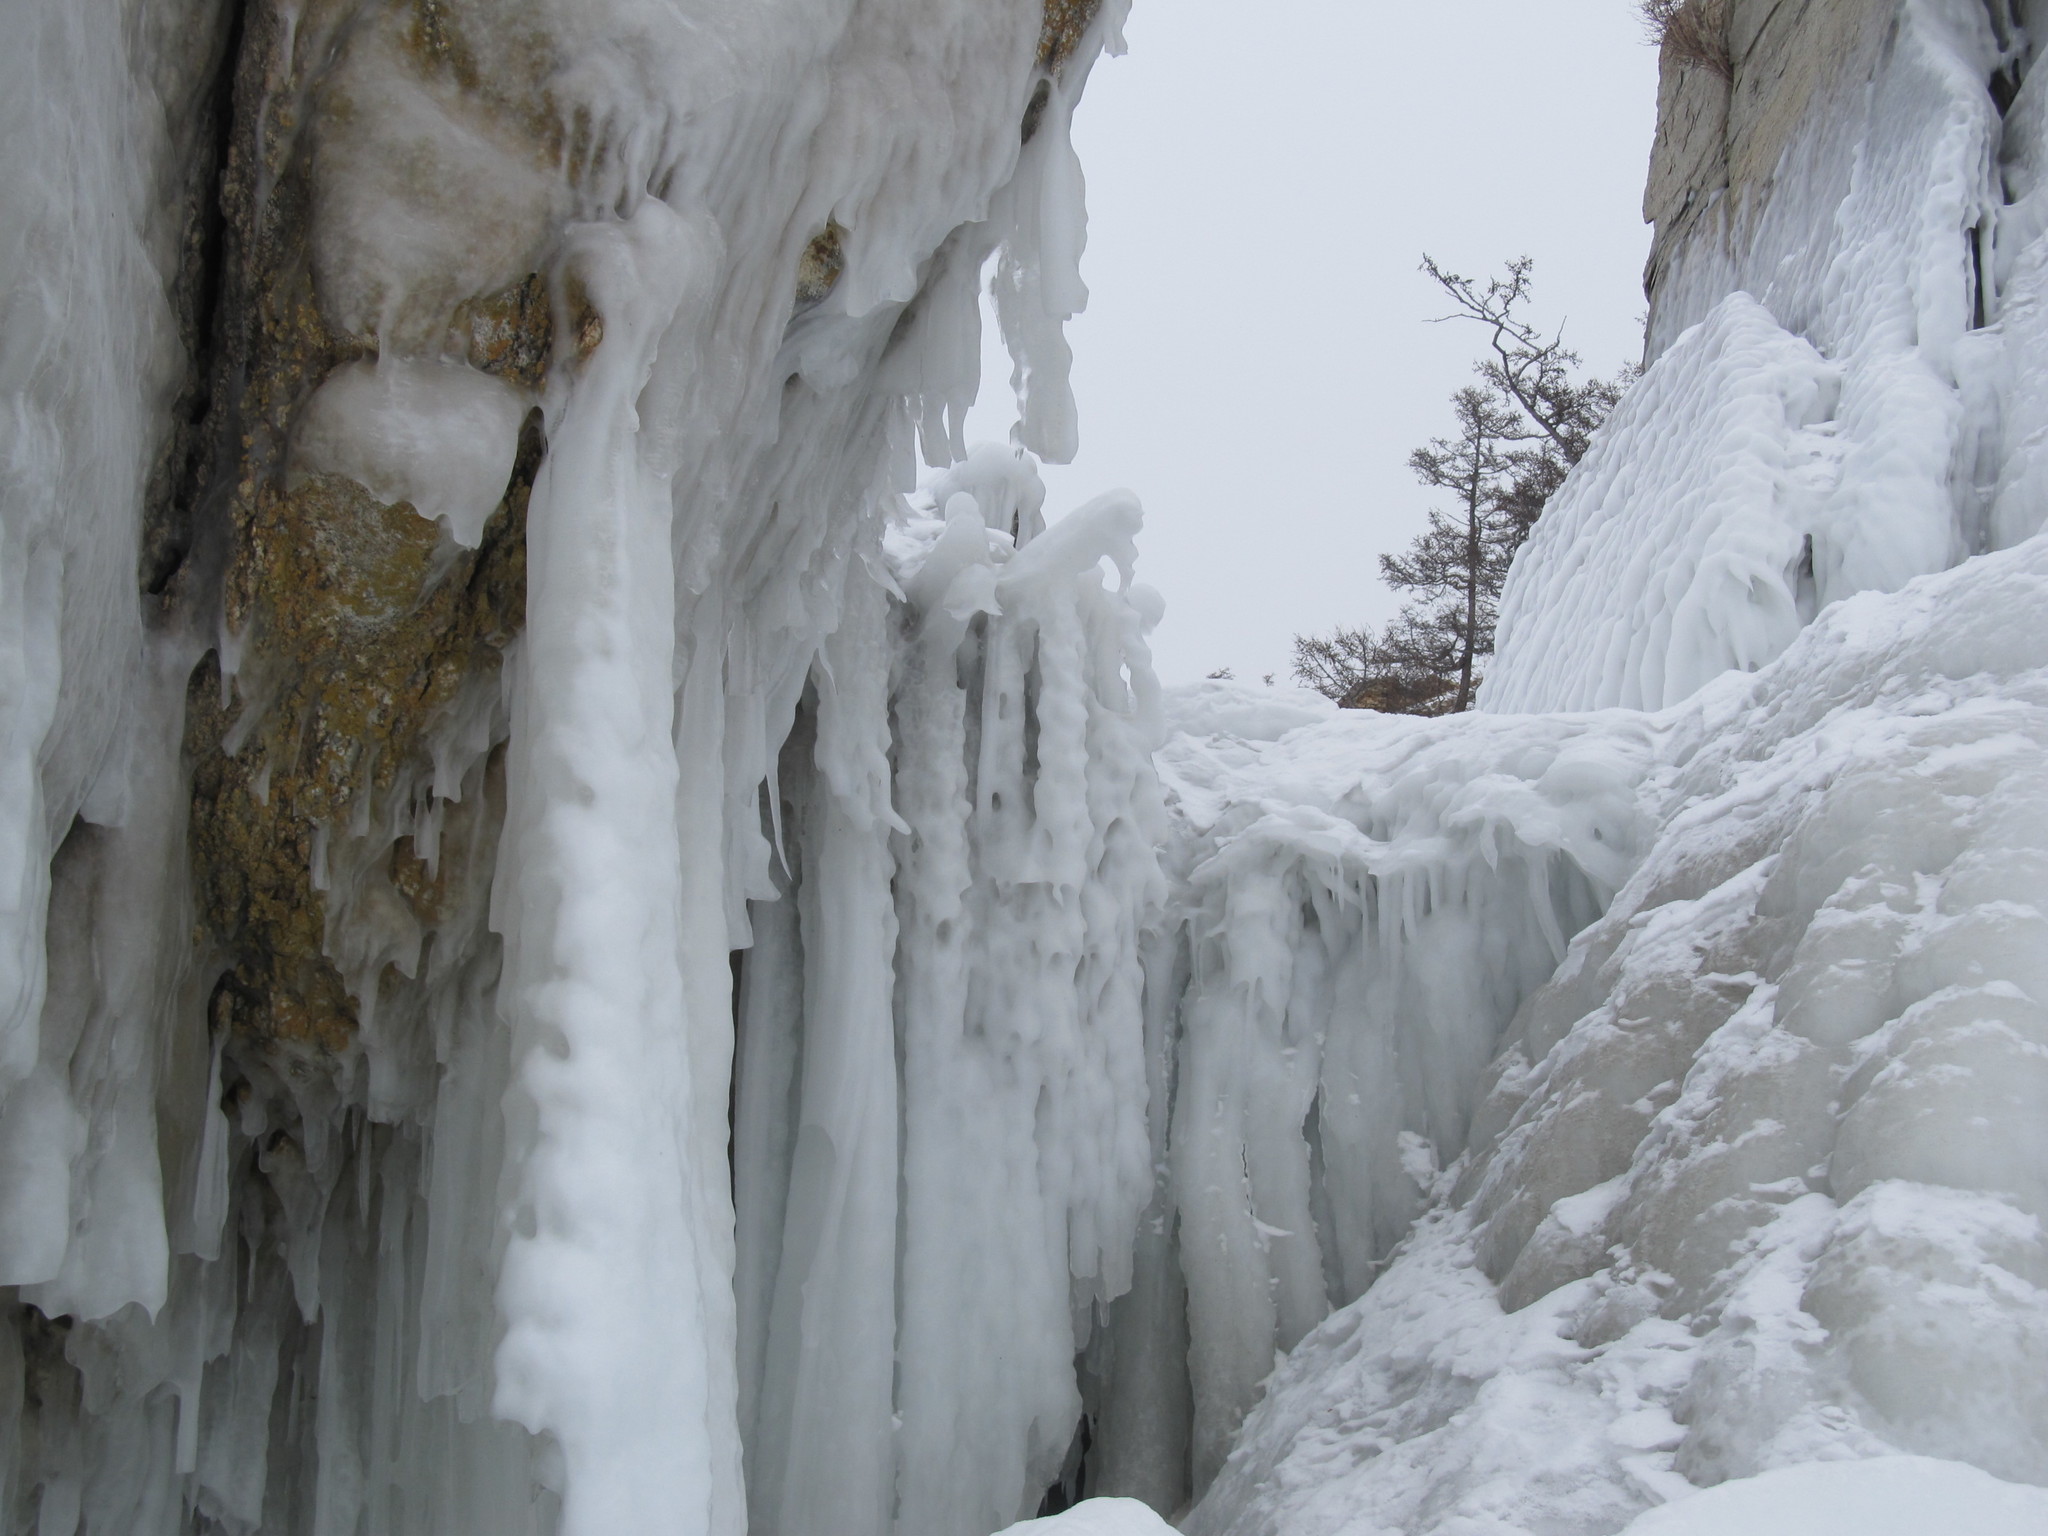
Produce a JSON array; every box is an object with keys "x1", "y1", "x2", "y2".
[{"x1": 961, "y1": 0, "x2": 1663, "y2": 686}]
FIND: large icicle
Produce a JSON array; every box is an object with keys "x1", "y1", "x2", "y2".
[
  {"x1": 734, "y1": 449, "x2": 1167, "y2": 1536},
  {"x1": 491, "y1": 203, "x2": 732, "y2": 1536}
]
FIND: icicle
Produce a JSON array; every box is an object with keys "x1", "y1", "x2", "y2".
[{"x1": 491, "y1": 201, "x2": 727, "y2": 1536}]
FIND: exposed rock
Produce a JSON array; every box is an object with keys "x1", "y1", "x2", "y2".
[
  {"x1": 185, "y1": 0, "x2": 553, "y2": 1078},
  {"x1": 461, "y1": 272, "x2": 554, "y2": 390},
  {"x1": 1643, "y1": 0, "x2": 1892, "y2": 315},
  {"x1": 188, "y1": 422, "x2": 532, "y2": 1061},
  {"x1": 796, "y1": 221, "x2": 847, "y2": 308},
  {"x1": 1038, "y1": 0, "x2": 1102, "y2": 73}
]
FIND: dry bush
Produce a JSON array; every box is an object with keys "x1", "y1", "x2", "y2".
[{"x1": 1639, "y1": 0, "x2": 1734, "y2": 80}]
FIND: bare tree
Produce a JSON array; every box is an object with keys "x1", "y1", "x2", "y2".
[
  {"x1": 1424, "y1": 253, "x2": 1634, "y2": 546},
  {"x1": 1420, "y1": 255, "x2": 1624, "y2": 469},
  {"x1": 1291, "y1": 626, "x2": 1376, "y2": 702},
  {"x1": 1293, "y1": 619, "x2": 1458, "y2": 715}
]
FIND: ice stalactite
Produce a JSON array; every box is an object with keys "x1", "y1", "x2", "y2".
[
  {"x1": 735, "y1": 450, "x2": 1165, "y2": 1536},
  {"x1": 492, "y1": 203, "x2": 738, "y2": 1535},
  {"x1": 0, "y1": 0, "x2": 1162, "y2": 1530}
]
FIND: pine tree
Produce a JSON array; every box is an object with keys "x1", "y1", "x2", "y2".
[
  {"x1": 1420, "y1": 255, "x2": 1624, "y2": 474},
  {"x1": 1380, "y1": 385, "x2": 1524, "y2": 712},
  {"x1": 1293, "y1": 259, "x2": 1631, "y2": 713}
]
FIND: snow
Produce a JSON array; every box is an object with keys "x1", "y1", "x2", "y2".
[
  {"x1": 290, "y1": 359, "x2": 531, "y2": 546},
  {"x1": 1177, "y1": 532, "x2": 2048, "y2": 1533},
  {"x1": 996, "y1": 1498, "x2": 1179, "y2": 1536},
  {"x1": 8, "y1": 0, "x2": 2048, "y2": 1532},
  {"x1": 1617, "y1": 1456, "x2": 2048, "y2": 1536},
  {"x1": 1163, "y1": 678, "x2": 1337, "y2": 743}
]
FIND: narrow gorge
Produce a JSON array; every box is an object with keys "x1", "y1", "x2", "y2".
[{"x1": 2, "y1": 2, "x2": 2046, "y2": 1534}]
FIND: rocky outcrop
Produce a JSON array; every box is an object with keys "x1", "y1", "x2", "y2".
[{"x1": 1643, "y1": 0, "x2": 1895, "y2": 332}]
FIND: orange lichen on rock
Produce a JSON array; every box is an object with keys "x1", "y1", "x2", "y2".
[{"x1": 1038, "y1": 0, "x2": 1100, "y2": 73}]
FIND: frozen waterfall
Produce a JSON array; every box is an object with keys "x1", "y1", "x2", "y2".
[
  {"x1": 6, "y1": 0, "x2": 2048, "y2": 1533},
  {"x1": 0, "y1": 0, "x2": 1166, "y2": 1530}
]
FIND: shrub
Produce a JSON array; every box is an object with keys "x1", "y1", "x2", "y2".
[{"x1": 1639, "y1": 0, "x2": 1733, "y2": 81}]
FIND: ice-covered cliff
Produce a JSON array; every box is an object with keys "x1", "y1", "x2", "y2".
[
  {"x1": 0, "y1": 1, "x2": 1168, "y2": 1532},
  {"x1": 1147, "y1": 3, "x2": 2048, "y2": 1532},
  {"x1": 7, "y1": 0, "x2": 2048, "y2": 1534}
]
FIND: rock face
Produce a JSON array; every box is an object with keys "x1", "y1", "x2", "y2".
[
  {"x1": 1642, "y1": 0, "x2": 1906, "y2": 339},
  {"x1": 1643, "y1": 0, "x2": 1896, "y2": 323}
]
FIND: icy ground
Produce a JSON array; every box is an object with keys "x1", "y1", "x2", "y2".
[{"x1": 1618, "y1": 1457, "x2": 2048, "y2": 1536}]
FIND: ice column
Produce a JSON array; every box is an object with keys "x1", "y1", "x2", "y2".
[
  {"x1": 734, "y1": 561, "x2": 903, "y2": 1536},
  {"x1": 491, "y1": 203, "x2": 736, "y2": 1536},
  {"x1": 734, "y1": 454, "x2": 1167, "y2": 1536}
]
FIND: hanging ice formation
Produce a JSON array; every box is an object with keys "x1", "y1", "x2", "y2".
[
  {"x1": 0, "y1": 0, "x2": 1172, "y2": 1531},
  {"x1": 10, "y1": 0, "x2": 2048, "y2": 1532}
]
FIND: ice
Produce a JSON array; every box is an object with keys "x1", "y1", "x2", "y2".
[
  {"x1": 13, "y1": 0, "x2": 2048, "y2": 1530},
  {"x1": 1487, "y1": 0, "x2": 2007, "y2": 715},
  {"x1": 0, "y1": 0, "x2": 211, "y2": 1092},
  {"x1": 1153, "y1": 9, "x2": 2048, "y2": 1497},
  {"x1": 489, "y1": 201, "x2": 729, "y2": 1536},
  {"x1": 1481, "y1": 295, "x2": 1838, "y2": 714},
  {"x1": 1181, "y1": 534, "x2": 2048, "y2": 1533},
  {"x1": 290, "y1": 360, "x2": 530, "y2": 547},
  {"x1": 1616, "y1": 1456, "x2": 2048, "y2": 1536},
  {"x1": 733, "y1": 462, "x2": 1165, "y2": 1536},
  {"x1": 0, "y1": 0, "x2": 1146, "y2": 1529},
  {"x1": 1139, "y1": 696, "x2": 1663, "y2": 1488},
  {"x1": 306, "y1": 20, "x2": 567, "y2": 352}
]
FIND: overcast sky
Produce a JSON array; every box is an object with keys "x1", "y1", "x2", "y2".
[{"x1": 962, "y1": 0, "x2": 1663, "y2": 686}]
